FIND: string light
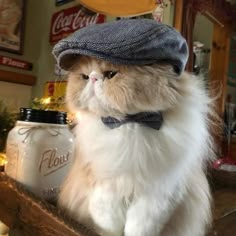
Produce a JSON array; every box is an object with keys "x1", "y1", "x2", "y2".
[
  {"x1": 0, "y1": 152, "x2": 7, "y2": 170},
  {"x1": 41, "y1": 97, "x2": 51, "y2": 105}
]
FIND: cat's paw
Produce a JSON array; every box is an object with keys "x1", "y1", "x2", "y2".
[{"x1": 124, "y1": 220, "x2": 158, "y2": 236}]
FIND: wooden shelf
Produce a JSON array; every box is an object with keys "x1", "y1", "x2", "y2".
[
  {"x1": 0, "y1": 171, "x2": 236, "y2": 236},
  {"x1": 0, "y1": 172, "x2": 98, "y2": 236},
  {"x1": 0, "y1": 69, "x2": 36, "y2": 86}
]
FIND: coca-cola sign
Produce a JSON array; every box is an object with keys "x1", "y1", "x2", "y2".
[{"x1": 50, "y1": 6, "x2": 105, "y2": 44}]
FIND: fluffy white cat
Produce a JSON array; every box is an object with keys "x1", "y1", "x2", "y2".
[{"x1": 59, "y1": 55, "x2": 215, "y2": 236}]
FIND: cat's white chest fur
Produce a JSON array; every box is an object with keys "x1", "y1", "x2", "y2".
[{"x1": 59, "y1": 100, "x2": 212, "y2": 236}]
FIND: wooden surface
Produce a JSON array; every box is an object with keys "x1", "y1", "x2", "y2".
[
  {"x1": 0, "y1": 69, "x2": 36, "y2": 85},
  {"x1": 0, "y1": 172, "x2": 98, "y2": 236},
  {"x1": 173, "y1": 0, "x2": 184, "y2": 32},
  {"x1": 207, "y1": 169, "x2": 236, "y2": 236},
  {"x1": 0, "y1": 171, "x2": 236, "y2": 236},
  {"x1": 207, "y1": 188, "x2": 236, "y2": 236},
  {"x1": 209, "y1": 23, "x2": 231, "y2": 116}
]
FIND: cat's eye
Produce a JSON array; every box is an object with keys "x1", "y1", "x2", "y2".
[
  {"x1": 81, "y1": 74, "x2": 89, "y2": 80},
  {"x1": 103, "y1": 71, "x2": 117, "y2": 79}
]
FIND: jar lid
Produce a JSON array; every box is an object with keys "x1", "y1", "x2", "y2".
[{"x1": 19, "y1": 108, "x2": 67, "y2": 124}]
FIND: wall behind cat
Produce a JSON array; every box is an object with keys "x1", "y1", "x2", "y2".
[
  {"x1": 0, "y1": 0, "x2": 44, "y2": 113},
  {"x1": 0, "y1": 0, "x2": 42, "y2": 77}
]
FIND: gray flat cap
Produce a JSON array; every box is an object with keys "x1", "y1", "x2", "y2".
[{"x1": 52, "y1": 19, "x2": 189, "y2": 74}]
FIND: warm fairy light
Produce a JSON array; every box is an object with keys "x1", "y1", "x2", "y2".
[
  {"x1": 76, "y1": 111, "x2": 80, "y2": 120},
  {"x1": 0, "y1": 153, "x2": 7, "y2": 167},
  {"x1": 75, "y1": 111, "x2": 86, "y2": 122},
  {"x1": 0, "y1": 221, "x2": 9, "y2": 235},
  {"x1": 42, "y1": 97, "x2": 51, "y2": 104}
]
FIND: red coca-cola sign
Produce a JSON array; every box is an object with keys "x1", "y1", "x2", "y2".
[{"x1": 50, "y1": 6, "x2": 105, "y2": 44}]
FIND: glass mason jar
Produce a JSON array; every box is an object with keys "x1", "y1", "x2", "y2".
[{"x1": 5, "y1": 108, "x2": 74, "y2": 203}]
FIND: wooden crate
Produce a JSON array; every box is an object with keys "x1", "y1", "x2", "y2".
[
  {"x1": 0, "y1": 172, "x2": 99, "y2": 236},
  {"x1": 1, "y1": 170, "x2": 236, "y2": 236}
]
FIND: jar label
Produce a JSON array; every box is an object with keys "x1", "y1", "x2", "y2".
[
  {"x1": 39, "y1": 148, "x2": 71, "y2": 176},
  {"x1": 43, "y1": 187, "x2": 60, "y2": 202}
]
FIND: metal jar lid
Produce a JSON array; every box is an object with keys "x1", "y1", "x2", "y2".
[{"x1": 19, "y1": 108, "x2": 67, "y2": 124}]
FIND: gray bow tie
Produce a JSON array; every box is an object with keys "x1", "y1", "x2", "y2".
[{"x1": 101, "y1": 112, "x2": 163, "y2": 130}]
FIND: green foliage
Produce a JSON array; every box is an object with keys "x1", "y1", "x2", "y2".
[{"x1": 0, "y1": 101, "x2": 17, "y2": 152}]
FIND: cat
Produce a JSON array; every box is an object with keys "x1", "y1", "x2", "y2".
[{"x1": 58, "y1": 55, "x2": 216, "y2": 236}]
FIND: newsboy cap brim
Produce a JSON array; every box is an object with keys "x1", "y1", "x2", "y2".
[{"x1": 52, "y1": 19, "x2": 189, "y2": 74}]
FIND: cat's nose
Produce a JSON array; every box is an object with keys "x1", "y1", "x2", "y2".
[
  {"x1": 89, "y1": 71, "x2": 100, "y2": 83},
  {"x1": 91, "y1": 77, "x2": 98, "y2": 83}
]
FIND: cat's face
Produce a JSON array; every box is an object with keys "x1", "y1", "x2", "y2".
[{"x1": 66, "y1": 56, "x2": 181, "y2": 117}]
